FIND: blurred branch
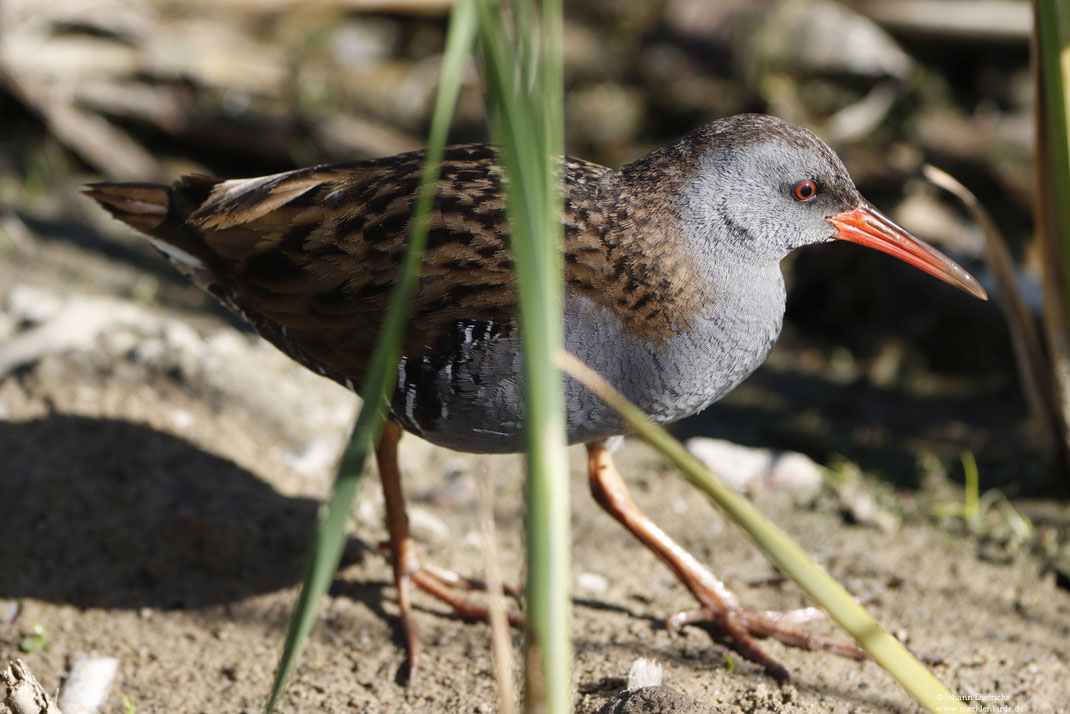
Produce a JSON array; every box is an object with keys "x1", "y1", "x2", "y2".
[
  {"x1": 0, "y1": 66, "x2": 159, "y2": 179},
  {"x1": 856, "y1": 0, "x2": 1031, "y2": 42},
  {"x1": 183, "y1": 0, "x2": 453, "y2": 14},
  {"x1": 2, "y1": 660, "x2": 62, "y2": 714},
  {"x1": 311, "y1": 113, "x2": 422, "y2": 158},
  {"x1": 826, "y1": 82, "x2": 899, "y2": 143},
  {"x1": 924, "y1": 164, "x2": 1066, "y2": 464},
  {"x1": 0, "y1": 0, "x2": 436, "y2": 178}
]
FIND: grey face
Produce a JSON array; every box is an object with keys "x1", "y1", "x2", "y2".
[{"x1": 682, "y1": 137, "x2": 863, "y2": 263}]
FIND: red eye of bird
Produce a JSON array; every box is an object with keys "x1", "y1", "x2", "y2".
[{"x1": 792, "y1": 180, "x2": 817, "y2": 201}]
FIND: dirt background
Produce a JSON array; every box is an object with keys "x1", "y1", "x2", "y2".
[{"x1": 2, "y1": 0, "x2": 1070, "y2": 712}]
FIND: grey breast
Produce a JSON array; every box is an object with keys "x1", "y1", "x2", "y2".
[{"x1": 388, "y1": 259, "x2": 786, "y2": 454}]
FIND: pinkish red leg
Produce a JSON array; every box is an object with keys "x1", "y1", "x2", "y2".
[
  {"x1": 585, "y1": 440, "x2": 866, "y2": 681},
  {"x1": 376, "y1": 423, "x2": 521, "y2": 684}
]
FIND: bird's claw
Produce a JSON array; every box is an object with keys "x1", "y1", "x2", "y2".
[
  {"x1": 406, "y1": 562, "x2": 524, "y2": 625},
  {"x1": 666, "y1": 602, "x2": 867, "y2": 682},
  {"x1": 385, "y1": 546, "x2": 524, "y2": 686}
]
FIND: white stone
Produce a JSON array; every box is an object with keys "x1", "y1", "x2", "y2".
[
  {"x1": 626, "y1": 658, "x2": 663, "y2": 690},
  {"x1": 6, "y1": 283, "x2": 63, "y2": 324},
  {"x1": 408, "y1": 506, "x2": 451, "y2": 542},
  {"x1": 284, "y1": 437, "x2": 340, "y2": 479},
  {"x1": 57, "y1": 653, "x2": 119, "y2": 714},
  {"x1": 685, "y1": 437, "x2": 823, "y2": 494},
  {"x1": 575, "y1": 571, "x2": 610, "y2": 594}
]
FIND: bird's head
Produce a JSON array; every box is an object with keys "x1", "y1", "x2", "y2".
[{"x1": 678, "y1": 114, "x2": 986, "y2": 300}]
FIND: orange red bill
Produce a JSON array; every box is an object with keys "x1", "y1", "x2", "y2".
[{"x1": 828, "y1": 204, "x2": 987, "y2": 300}]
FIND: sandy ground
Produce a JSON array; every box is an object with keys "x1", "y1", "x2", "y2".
[{"x1": 2, "y1": 208, "x2": 1069, "y2": 713}]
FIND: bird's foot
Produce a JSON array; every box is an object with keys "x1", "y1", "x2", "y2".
[
  {"x1": 404, "y1": 558, "x2": 524, "y2": 623},
  {"x1": 584, "y1": 439, "x2": 868, "y2": 682},
  {"x1": 383, "y1": 542, "x2": 522, "y2": 684},
  {"x1": 666, "y1": 602, "x2": 867, "y2": 681},
  {"x1": 410, "y1": 558, "x2": 524, "y2": 599}
]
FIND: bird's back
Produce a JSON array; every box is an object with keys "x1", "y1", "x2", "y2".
[
  {"x1": 89, "y1": 145, "x2": 702, "y2": 372},
  {"x1": 87, "y1": 141, "x2": 775, "y2": 451}
]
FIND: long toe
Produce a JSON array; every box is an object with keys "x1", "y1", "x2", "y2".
[
  {"x1": 388, "y1": 559, "x2": 522, "y2": 686},
  {"x1": 418, "y1": 561, "x2": 524, "y2": 598},
  {"x1": 666, "y1": 606, "x2": 789, "y2": 681},
  {"x1": 410, "y1": 565, "x2": 524, "y2": 626},
  {"x1": 668, "y1": 603, "x2": 867, "y2": 677}
]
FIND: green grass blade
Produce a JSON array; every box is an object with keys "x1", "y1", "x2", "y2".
[
  {"x1": 539, "y1": 0, "x2": 563, "y2": 169},
  {"x1": 558, "y1": 350, "x2": 972, "y2": 714},
  {"x1": 1035, "y1": 1, "x2": 1070, "y2": 324},
  {"x1": 961, "y1": 450, "x2": 979, "y2": 524},
  {"x1": 511, "y1": 0, "x2": 535, "y2": 91},
  {"x1": 474, "y1": 2, "x2": 570, "y2": 711},
  {"x1": 1033, "y1": 0, "x2": 1070, "y2": 474},
  {"x1": 263, "y1": 3, "x2": 478, "y2": 710}
]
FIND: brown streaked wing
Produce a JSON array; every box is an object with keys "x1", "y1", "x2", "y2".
[
  {"x1": 175, "y1": 144, "x2": 706, "y2": 389},
  {"x1": 181, "y1": 146, "x2": 531, "y2": 382}
]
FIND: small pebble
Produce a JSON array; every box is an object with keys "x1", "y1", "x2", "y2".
[
  {"x1": 284, "y1": 437, "x2": 339, "y2": 478},
  {"x1": 7, "y1": 284, "x2": 63, "y2": 324},
  {"x1": 58, "y1": 653, "x2": 120, "y2": 714},
  {"x1": 1, "y1": 598, "x2": 20, "y2": 624},
  {"x1": 408, "y1": 506, "x2": 450, "y2": 541},
  {"x1": 169, "y1": 409, "x2": 194, "y2": 431},
  {"x1": 463, "y1": 529, "x2": 482, "y2": 548},
  {"x1": 626, "y1": 658, "x2": 662, "y2": 689},
  {"x1": 575, "y1": 571, "x2": 610, "y2": 594}
]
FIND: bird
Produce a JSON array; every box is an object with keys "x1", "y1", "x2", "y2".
[{"x1": 84, "y1": 113, "x2": 987, "y2": 683}]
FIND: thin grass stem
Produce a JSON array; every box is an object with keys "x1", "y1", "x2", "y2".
[
  {"x1": 557, "y1": 348, "x2": 972, "y2": 714},
  {"x1": 263, "y1": 3, "x2": 478, "y2": 710}
]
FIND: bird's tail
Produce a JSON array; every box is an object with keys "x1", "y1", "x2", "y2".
[
  {"x1": 83, "y1": 175, "x2": 222, "y2": 275},
  {"x1": 82, "y1": 182, "x2": 170, "y2": 234}
]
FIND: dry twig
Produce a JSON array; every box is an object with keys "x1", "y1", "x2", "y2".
[
  {"x1": 924, "y1": 164, "x2": 1067, "y2": 463},
  {"x1": 2, "y1": 660, "x2": 62, "y2": 714}
]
